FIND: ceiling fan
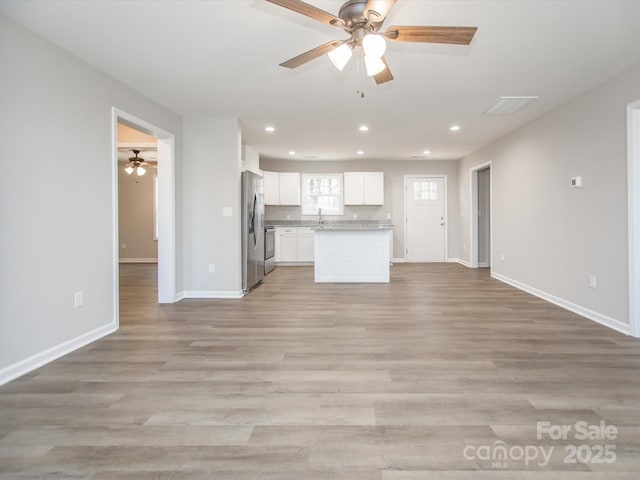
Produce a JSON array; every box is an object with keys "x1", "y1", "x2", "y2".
[
  {"x1": 266, "y1": 0, "x2": 477, "y2": 84},
  {"x1": 124, "y1": 149, "x2": 152, "y2": 176}
]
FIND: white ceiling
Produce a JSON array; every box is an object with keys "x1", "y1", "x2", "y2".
[{"x1": 2, "y1": 0, "x2": 640, "y2": 161}]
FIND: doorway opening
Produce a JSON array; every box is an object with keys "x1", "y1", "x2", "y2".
[
  {"x1": 470, "y1": 162, "x2": 492, "y2": 269},
  {"x1": 404, "y1": 175, "x2": 448, "y2": 262},
  {"x1": 112, "y1": 108, "x2": 176, "y2": 329},
  {"x1": 627, "y1": 100, "x2": 640, "y2": 337}
]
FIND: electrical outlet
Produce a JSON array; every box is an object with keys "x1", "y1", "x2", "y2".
[
  {"x1": 208, "y1": 264, "x2": 215, "y2": 273},
  {"x1": 353, "y1": 213, "x2": 358, "y2": 219},
  {"x1": 462, "y1": 243, "x2": 466, "y2": 251},
  {"x1": 589, "y1": 275, "x2": 597, "y2": 288},
  {"x1": 286, "y1": 214, "x2": 291, "y2": 220},
  {"x1": 121, "y1": 242, "x2": 126, "y2": 249},
  {"x1": 500, "y1": 253, "x2": 505, "y2": 261},
  {"x1": 74, "y1": 291, "x2": 84, "y2": 308},
  {"x1": 386, "y1": 213, "x2": 391, "y2": 220}
]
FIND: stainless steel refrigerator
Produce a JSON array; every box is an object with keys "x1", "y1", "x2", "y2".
[{"x1": 241, "y1": 171, "x2": 264, "y2": 293}]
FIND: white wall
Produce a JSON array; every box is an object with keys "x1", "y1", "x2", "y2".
[
  {"x1": 260, "y1": 158, "x2": 459, "y2": 260},
  {"x1": 0, "y1": 14, "x2": 182, "y2": 383},
  {"x1": 182, "y1": 117, "x2": 243, "y2": 297},
  {"x1": 242, "y1": 145, "x2": 261, "y2": 175},
  {"x1": 459, "y1": 62, "x2": 640, "y2": 332}
]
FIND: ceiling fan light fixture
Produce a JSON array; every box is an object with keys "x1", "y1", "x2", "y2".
[
  {"x1": 328, "y1": 43, "x2": 352, "y2": 71},
  {"x1": 362, "y1": 34, "x2": 386, "y2": 59},
  {"x1": 136, "y1": 166, "x2": 146, "y2": 176},
  {"x1": 364, "y1": 54, "x2": 385, "y2": 76},
  {"x1": 124, "y1": 165, "x2": 134, "y2": 175}
]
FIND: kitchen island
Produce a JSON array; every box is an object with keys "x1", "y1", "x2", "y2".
[{"x1": 313, "y1": 225, "x2": 393, "y2": 283}]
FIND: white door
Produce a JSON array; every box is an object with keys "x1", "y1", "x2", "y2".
[{"x1": 405, "y1": 177, "x2": 446, "y2": 262}]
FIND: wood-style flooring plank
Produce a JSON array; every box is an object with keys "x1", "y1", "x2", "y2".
[{"x1": 1, "y1": 263, "x2": 639, "y2": 478}]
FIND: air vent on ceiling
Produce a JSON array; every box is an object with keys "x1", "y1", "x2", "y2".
[
  {"x1": 303, "y1": 155, "x2": 319, "y2": 159},
  {"x1": 484, "y1": 96, "x2": 539, "y2": 115}
]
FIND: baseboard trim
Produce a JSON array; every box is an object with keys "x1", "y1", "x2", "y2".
[
  {"x1": 174, "y1": 291, "x2": 186, "y2": 302},
  {"x1": 449, "y1": 258, "x2": 472, "y2": 267},
  {"x1": 491, "y1": 271, "x2": 630, "y2": 335},
  {"x1": 392, "y1": 257, "x2": 407, "y2": 263},
  {"x1": 275, "y1": 262, "x2": 313, "y2": 267},
  {"x1": 119, "y1": 258, "x2": 158, "y2": 264},
  {"x1": 479, "y1": 262, "x2": 490, "y2": 268},
  {"x1": 180, "y1": 290, "x2": 244, "y2": 299},
  {"x1": 0, "y1": 322, "x2": 118, "y2": 386}
]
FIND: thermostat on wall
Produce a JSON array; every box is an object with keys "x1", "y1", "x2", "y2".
[{"x1": 570, "y1": 176, "x2": 582, "y2": 188}]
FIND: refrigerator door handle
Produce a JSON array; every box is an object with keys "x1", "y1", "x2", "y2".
[{"x1": 250, "y1": 194, "x2": 258, "y2": 247}]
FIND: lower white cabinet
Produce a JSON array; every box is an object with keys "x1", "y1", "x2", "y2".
[
  {"x1": 297, "y1": 228, "x2": 315, "y2": 262},
  {"x1": 276, "y1": 228, "x2": 298, "y2": 262},
  {"x1": 275, "y1": 226, "x2": 314, "y2": 264}
]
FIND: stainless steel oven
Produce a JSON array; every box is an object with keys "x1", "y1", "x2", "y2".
[{"x1": 264, "y1": 227, "x2": 275, "y2": 275}]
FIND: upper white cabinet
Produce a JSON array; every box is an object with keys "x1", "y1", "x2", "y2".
[
  {"x1": 263, "y1": 171, "x2": 280, "y2": 205},
  {"x1": 279, "y1": 173, "x2": 301, "y2": 205},
  {"x1": 263, "y1": 171, "x2": 301, "y2": 206},
  {"x1": 344, "y1": 172, "x2": 384, "y2": 205}
]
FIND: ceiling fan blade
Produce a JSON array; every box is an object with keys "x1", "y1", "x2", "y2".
[
  {"x1": 265, "y1": 0, "x2": 345, "y2": 28},
  {"x1": 365, "y1": 0, "x2": 397, "y2": 26},
  {"x1": 373, "y1": 56, "x2": 394, "y2": 85},
  {"x1": 280, "y1": 40, "x2": 345, "y2": 69},
  {"x1": 385, "y1": 26, "x2": 477, "y2": 45}
]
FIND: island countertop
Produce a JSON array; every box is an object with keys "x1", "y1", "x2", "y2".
[{"x1": 312, "y1": 224, "x2": 393, "y2": 231}]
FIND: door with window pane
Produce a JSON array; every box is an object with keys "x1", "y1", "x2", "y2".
[{"x1": 405, "y1": 177, "x2": 446, "y2": 262}]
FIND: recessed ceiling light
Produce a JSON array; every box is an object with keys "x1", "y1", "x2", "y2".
[
  {"x1": 288, "y1": 150, "x2": 295, "y2": 155},
  {"x1": 450, "y1": 125, "x2": 461, "y2": 132},
  {"x1": 265, "y1": 126, "x2": 275, "y2": 132},
  {"x1": 359, "y1": 125, "x2": 369, "y2": 132},
  {"x1": 423, "y1": 150, "x2": 431, "y2": 155},
  {"x1": 357, "y1": 150, "x2": 364, "y2": 155}
]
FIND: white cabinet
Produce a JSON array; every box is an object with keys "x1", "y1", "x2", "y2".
[
  {"x1": 274, "y1": 226, "x2": 314, "y2": 263},
  {"x1": 297, "y1": 227, "x2": 315, "y2": 262},
  {"x1": 263, "y1": 171, "x2": 301, "y2": 206},
  {"x1": 279, "y1": 173, "x2": 301, "y2": 205},
  {"x1": 344, "y1": 172, "x2": 384, "y2": 205},
  {"x1": 275, "y1": 227, "x2": 298, "y2": 262},
  {"x1": 263, "y1": 171, "x2": 280, "y2": 206}
]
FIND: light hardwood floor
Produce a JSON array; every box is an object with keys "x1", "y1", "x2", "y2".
[{"x1": 1, "y1": 263, "x2": 640, "y2": 479}]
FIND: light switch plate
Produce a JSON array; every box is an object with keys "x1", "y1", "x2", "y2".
[{"x1": 222, "y1": 207, "x2": 232, "y2": 217}]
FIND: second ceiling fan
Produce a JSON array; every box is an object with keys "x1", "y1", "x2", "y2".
[{"x1": 266, "y1": 0, "x2": 477, "y2": 84}]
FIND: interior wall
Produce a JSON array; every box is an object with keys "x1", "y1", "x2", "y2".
[
  {"x1": 477, "y1": 168, "x2": 490, "y2": 266},
  {"x1": 182, "y1": 117, "x2": 242, "y2": 296},
  {"x1": 0, "y1": 14, "x2": 182, "y2": 382},
  {"x1": 260, "y1": 158, "x2": 459, "y2": 260},
  {"x1": 458, "y1": 62, "x2": 640, "y2": 329},
  {"x1": 118, "y1": 167, "x2": 157, "y2": 261}
]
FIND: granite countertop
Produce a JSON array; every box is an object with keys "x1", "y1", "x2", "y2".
[
  {"x1": 312, "y1": 224, "x2": 394, "y2": 231},
  {"x1": 266, "y1": 220, "x2": 393, "y2": 229}
]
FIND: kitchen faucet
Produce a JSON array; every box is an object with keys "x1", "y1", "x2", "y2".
[{"x1": 318, "y1": 207, "x2": 323, "y2": 225}]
